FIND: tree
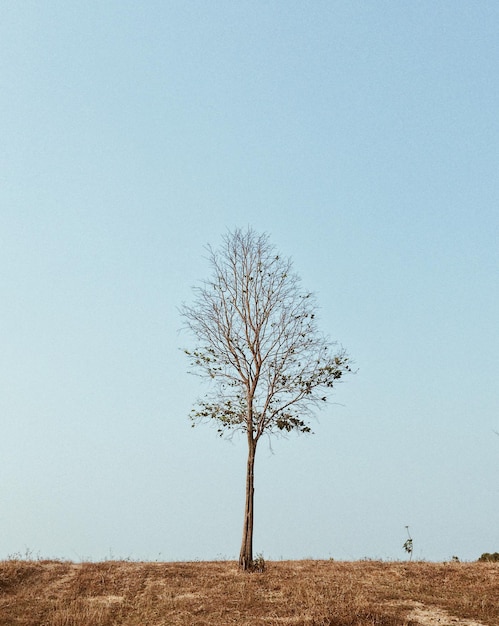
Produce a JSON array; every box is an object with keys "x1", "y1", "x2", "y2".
[{"x1": 181, "y1": 228, "x2": 351, "y2": 570}]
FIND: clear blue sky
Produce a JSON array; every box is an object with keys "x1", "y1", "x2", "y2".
[{"x1": 1, "y1": 1, "x2": 498, "y2": 562}]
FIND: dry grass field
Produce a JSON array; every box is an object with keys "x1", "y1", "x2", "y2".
[{"x1": 0, "y1": 558, "x2": 497, "y2": 626}]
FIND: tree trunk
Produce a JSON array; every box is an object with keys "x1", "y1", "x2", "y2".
[{"x1": 239, "y1": 436, "x2": 256, "y2": 570}]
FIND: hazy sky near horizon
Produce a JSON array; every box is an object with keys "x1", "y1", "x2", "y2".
[{"x1": 1, "y1": 1, "x2": 498, "y2": 562}]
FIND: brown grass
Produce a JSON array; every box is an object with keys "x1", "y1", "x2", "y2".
[{"x1": 0, "y1": 559, "x2": 497, "y2": 626}]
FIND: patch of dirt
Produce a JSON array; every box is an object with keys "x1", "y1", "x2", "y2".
[
  {"x1": 406, "y1": 602, "x2": 487, "y2": 626},
  {"x1": 174, "y1": 592, "x2": 205, "y2": 600},
  {"x1": 87, "y1": 595, "x2": 124, "y2": 605}
]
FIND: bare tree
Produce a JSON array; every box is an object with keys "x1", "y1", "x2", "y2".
[{"x1": 181, "y1": 228, "x2": 351, "y2": 570}]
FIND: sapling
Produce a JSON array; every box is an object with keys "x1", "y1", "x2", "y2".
[{"x1": 403, "y1": 525, "x2": 413, "y2": 561}]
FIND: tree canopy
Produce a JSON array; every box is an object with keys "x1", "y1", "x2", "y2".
[{"x1": 182, "y1": 228, "x2": 351, "y2": 441}]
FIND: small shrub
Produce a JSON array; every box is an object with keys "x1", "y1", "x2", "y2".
[
  {"x1": 250, "y1": 554, "x2": 265, "y2": 573},
  {"x1": 478, "y1": 552, "x2": 499, "y2": 562}
]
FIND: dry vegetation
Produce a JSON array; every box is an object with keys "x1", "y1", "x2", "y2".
[{"x1": 0, "y1": 559, "x2": 497, "y2": 626}]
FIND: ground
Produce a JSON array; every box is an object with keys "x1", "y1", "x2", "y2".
[{"x1": 0, "y1": 559, "x2": 497, "y2": 625}]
